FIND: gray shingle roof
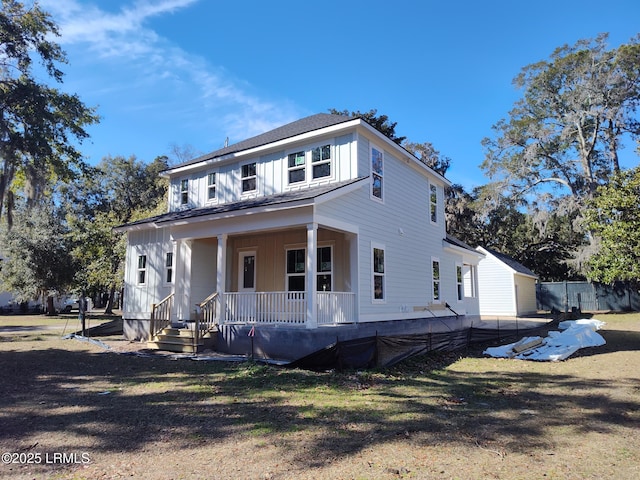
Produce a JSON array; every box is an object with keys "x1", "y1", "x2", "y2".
[
  {"x1": 170, "y1": 113, "x2": 354, "y2": 170},
  {"x1": 116, "y1": 177, "x2": 367, "y2": 230},
  {"x1": 484, "y1": 247, "x2": 537, "y2": 277},
  {"x1": 445, "y1": 234, "x2": 477, "y2": 253}
]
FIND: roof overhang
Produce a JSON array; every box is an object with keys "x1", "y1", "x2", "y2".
[
  {"x1": 161, "y1": 118, "x2": 363, "y2": 177},
  {"x1": 115, "y1": 177, "x2": 368, "y2": 233}
]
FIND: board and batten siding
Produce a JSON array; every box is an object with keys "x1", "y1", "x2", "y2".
[
  {"x1": 168, "y1": 132, "x2": 358, "y2": 211},
  {"x1": 123, "y1": 228, "x2": 174, "y2": 320}
]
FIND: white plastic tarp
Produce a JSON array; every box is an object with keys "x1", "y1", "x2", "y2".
[{"x1": 483, "y1": 319, "x2": 606, "y2": 361}]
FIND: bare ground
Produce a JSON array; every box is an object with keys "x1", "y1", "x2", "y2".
[{"x1": 0, "y1": 313, "x2": 638, "y2": 479}]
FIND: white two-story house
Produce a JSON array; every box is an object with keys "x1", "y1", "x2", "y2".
[{"x1": 116, "y1": 113, "x2": 482, "y2": 359}]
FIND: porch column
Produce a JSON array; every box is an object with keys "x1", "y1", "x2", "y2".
[
  {"x1": 306, "y1": 223, "x2": 318, "y2": 329},
  {"x1": 217, "y1": 234, "x2": 227, "y2": 325},
  {"x1": 174, "y1": 239, "x2": 193, "y2": 322}
]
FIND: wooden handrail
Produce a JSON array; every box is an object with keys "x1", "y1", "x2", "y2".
[
  {"x1": 194, "y1": 292, "x2": 219, "y2": 349},
  {"x1": 150, "y1": 293, "x2": 174, "y2": 341}
]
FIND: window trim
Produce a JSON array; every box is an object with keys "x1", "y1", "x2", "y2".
[
  {"x1": 310, "y1": 143, "x2": 332, "y2": 181},
  {"x1": 206, "y1": 171, "x2": 217, "y2": 203},
  {"x1": 284, "y1": 141, "x2": 334, "y2": 189},
  {"x1": 431, "y1": 257, "x2": 441, "y2": 303},
  {"x1": 372, "y1": 242, "x2": 386, "y2": 303},
  {"x1": 316, "y1": 245, "x2": 333, "y2": 292},
  {"x1": 164, "y1": 251, "x2": 174, "y2": 285},
  {"x1": 179, "y1": 178, "x2": 189, "y2": 205},
  {"x1": 241, "y1": 161, "x2": 258, "y2": 195},
  {"x1": 287, "y1": 150, "x2": 306, "y2": 185},
  {"x1": 137, "y1": 254, "x2": 147, "y2": 285},
  {"x1": 370, "y1": 144, "x2": 384, "y2": 202},
  {"x1": 456, "y1": 262, "x2": 464, "y2": 303},
  {"x1": 429, "y1": 182, "x2": 438, "y2": 224},
  {"x1": 285, "y1": 246, "x2": 306, "y2": 292}
]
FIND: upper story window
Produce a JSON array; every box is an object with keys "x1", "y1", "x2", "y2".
[
  {"x1": 288, "y1": 151, "x2": 306, "y2": 184},
  {"x1": 241, "y1": 162, "x2": 257, "y2": 193},
  {"x1": 286, "y1": 143, "x2": 333, "y2": 186},
  {"x1": 207, "y1": 172, "x2": 217, "y2": 201},
  {"x1": 137, "y1": 255, "x2": 147, "y2": 285},
  {"x1": 429, "y1": 183, "x2": 438, "y2": 223},
  {"x1": 180, "y1": 179, "x2": 189, "y2": 205},
  {"x1": 371, "y1": 146, "x2": 384, "y2": 201},
  {"x1": 311, "y1": 144, "x2": 331, "y2": 179}
]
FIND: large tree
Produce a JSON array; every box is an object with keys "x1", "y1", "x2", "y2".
[
  {"x1": 481, "y1": 33, "x2": 640, "y2": 216},
  {"x1": 0, "y1": 201, "x2": 74, "y2": 313},
  {"x1": 65, "y1": 155, "x2": 169, "y2": 313},
  {"x1": 585, "y1": 166, "x2": 640, "y2": 285},
  {"x1": 0, "y1": 0, "x2": 98, "y2": 226}
]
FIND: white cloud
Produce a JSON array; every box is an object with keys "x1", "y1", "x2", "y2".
[{"x1": 39, "y1": 0, "x2": 300, "y2": 145}]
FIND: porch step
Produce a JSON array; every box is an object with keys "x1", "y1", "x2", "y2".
[{"x1": 147, "y1": 325, "x2": 218, "y2": 353}]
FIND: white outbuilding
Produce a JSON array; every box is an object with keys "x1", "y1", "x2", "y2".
[{"x1": 476, "y1": 247, "x2": 538, "y2": 317}]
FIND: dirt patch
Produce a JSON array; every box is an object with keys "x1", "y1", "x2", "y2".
[{"x1": 0, "y1": 313, "x2": 639, "y2": 479}]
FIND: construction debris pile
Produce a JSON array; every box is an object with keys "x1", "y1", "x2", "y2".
[{"x1": 483, "y1": 319, "x2": 606, "y2": 361}]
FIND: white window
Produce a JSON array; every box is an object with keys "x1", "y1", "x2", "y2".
[
  {"x1": 371, "y1": 146, "x2": 384, "y2": 200},
  {"x1": 165, "y1": 252, "x2": 174, "y2": 284},
  {"x1": 207, "y1": 172, "x2": 217, "y2": 201},
  {"x1": 430, "y1": 183, "x2": 438, "y2": 223},
  {"x1": 286, "y1": 248, "x2": 306, "y2": 291},
  {"x1": 372, "y1": 244, "x2": 385, "y2": 301},
  {"x1": 463, "y1": 265, "x2": 477, "y2": 298},
  {"x1": 137, "y1": 255, "x2": 147, "y2": 285},
  {"x1": 241, "y1": 162, "x2": 257, "y2": 193},
  {"x1": 288, "y1": 151, "x2": 306, "y2": 184},
  {"x1": 180, "y1": 179, "x2": 189, "y2": 205},
  {"x1": 311, "y1": 144, "x2": 331, "y2": 180},
  {"x1": 432, "y1": 258, "x2": 441, "y2": 302},
  {"x1": 317, "y1": 246, "x2": 332, "y2": 291},
  {"x1": 456, "y1": 263, "x2": 463, "y2": 302}
]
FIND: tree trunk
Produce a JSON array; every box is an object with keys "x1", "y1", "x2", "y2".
[
  {"x1": 46, "y1": 295, "x2": 55, "y2": 316},
  {"x1": 103, "y1": 286, "x2": 115, "y2": 315}
]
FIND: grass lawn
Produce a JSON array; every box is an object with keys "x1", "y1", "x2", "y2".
[{"x1": 0, "y1": 312, "x2": 638, "y2": 479}]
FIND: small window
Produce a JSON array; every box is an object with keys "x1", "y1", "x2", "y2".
[
  {"x1": 317, "y1": 246, "x2": 332, "y2": 291},
  {"x1": 456, "y1": 264, "x2": 463, "y2": 301},
  {"x1": 165, "y1": 252, "x2": 174, "y2": 284},
  {"x1": 241, "y1": 162, "x2": 257, "y2": 193},
  {"x1": 286, "y1": 248, "x2": 306, "y2": 291},
  {"x1": 288, "y1": 151, "x2": 306, "y2": 184},
  {"x1": 430, "y1": 183, "x2": 438, "y2": 223},
  {"x1": 373, "y1": 245, "x2": 385, "y2": 301},
  {"x1": 180, "y1": 179, "x2": 189, "y2": 205},
  {"x1": 464, "y1": 265, "x2": 478, "y2": 298},
  {"x1": 137, "y1": 255, "x2": 147, "y2": 285},
  {"x1": 312, "y1": 144, "x2": 331, "y2": 179},
  {"x1": 432, "y1": 258, "x2": 441, "y2": 302},
  {"x1": 371, "y1": 146, "x2": 384, "y2": 200},
  {"x1": 207, "y1": 172, "x2": 216, "y2": 201}
]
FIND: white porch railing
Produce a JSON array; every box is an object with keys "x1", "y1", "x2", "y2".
[
  {"x1": 317, "y1": 291, "x2": 356, "y2": 325},
  {"x1": 223, "y1": 291, "x2": 356, "y2": 326}
]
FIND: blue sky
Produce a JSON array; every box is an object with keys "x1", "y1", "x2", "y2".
[{"x1": 38, "y1": 0, "x2": 639, "y2": 190}]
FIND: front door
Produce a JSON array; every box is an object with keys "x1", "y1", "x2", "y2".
[
  {"x1": 239, "y1": 251, "x2": 256, "y2": 292},
  {"x1": 238, "y1": 251, "x2": 256, "y2": 321}
]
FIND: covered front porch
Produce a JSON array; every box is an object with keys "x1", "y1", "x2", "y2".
[{"x1": 164, "y1": 220, "x2": 359, "y2": 330}]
